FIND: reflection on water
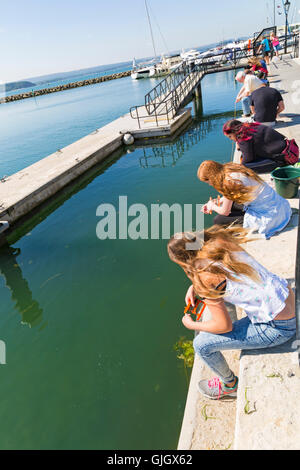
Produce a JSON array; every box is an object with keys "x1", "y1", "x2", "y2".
[
  {"x1": 0, "y1": 246, "x2": 43, "y2": 327},
  {"x1": 139, "y1": 111, "x2": 237, "y2": 169}
]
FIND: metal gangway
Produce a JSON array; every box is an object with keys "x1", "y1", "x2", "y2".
[{"x1": 130, "y1": 31, "x2": 299, "y2": 129}]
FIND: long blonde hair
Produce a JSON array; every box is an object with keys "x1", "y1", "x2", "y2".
[
  {"x1": 168, "y1": 226, "x2": 261, "y2": 299},
  {"x1": 248, "y1": 57, "x2": 262, "y2": 67},
  {"x1": 197, "y1": 161, "x2": 263, "y2": 204}
]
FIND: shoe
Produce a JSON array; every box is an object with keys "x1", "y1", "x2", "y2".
[{"x1": 197, "y1": 376, "x2": 238, "y2": 400}]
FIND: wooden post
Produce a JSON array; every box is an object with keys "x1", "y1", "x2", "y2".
[{"x1": 194, "y1": 83, "x2": 203, "y2": 116}]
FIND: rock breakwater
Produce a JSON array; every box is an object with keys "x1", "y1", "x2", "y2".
[{"x1": 0, "y1": 70, "x2": 132, "y2": 104}]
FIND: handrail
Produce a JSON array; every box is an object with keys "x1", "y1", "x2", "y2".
[
  {"x1": 144, "y1": 47, "x2": 254, "y2": 117},
  {"x1": 253, "y1": 26, "x2": 277, "y2": 52},
  {"x1": 130, "y1": 32, "x2": 298, "y2": 129}
]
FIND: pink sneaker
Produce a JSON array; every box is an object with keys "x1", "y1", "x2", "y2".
[{"x1": 198, "y1": 376, "x2": 238, "y2": 400}]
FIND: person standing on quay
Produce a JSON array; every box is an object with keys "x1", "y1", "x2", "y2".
[
  {"x1": 270, "y1": 32, "x2": 281, "y2": 58},
  {"x1": 257, "y1": 35, "x2": 273, "y2": 65}
]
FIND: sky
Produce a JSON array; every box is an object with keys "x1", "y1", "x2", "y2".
[{"x1": 1, "y1": 0, "x2": 300, "y2": 83}]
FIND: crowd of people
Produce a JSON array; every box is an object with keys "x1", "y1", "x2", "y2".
[{"x1": 168, "y1": 44, "x2": 299, "y2": 400}]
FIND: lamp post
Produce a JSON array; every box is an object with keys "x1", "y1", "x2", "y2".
[{"x1": 284, "y1": 0, "x2": 291, "y2": 54}]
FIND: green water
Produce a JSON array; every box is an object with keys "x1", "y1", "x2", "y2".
[{"x1": 0, "y1": 73, "x2": 238, "y2": 450}]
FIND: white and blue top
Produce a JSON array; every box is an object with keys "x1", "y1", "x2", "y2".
[
  {"x1": 222, "y1": 251, "x2": 290, "y2": 324},
  {"x1": 228, "y1": 173, "x2": 292, "y2": 239}
]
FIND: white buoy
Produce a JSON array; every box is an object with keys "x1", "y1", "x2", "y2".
[
  {"x1": 123, "y1": 133, "x2": 134, "y2": 145},
  {"x1": 0, "y1": 221, "x2": 9, "y2": 234}
]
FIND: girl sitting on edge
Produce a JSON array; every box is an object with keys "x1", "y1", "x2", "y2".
[
  {"x1": 198, "y1": 160, "x2": 291, "y2": 239},
  {"x1": 167, "y1": 227, "x2": 296, "y2": 399}
]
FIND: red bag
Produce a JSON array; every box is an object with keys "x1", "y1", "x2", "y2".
[{"x1": 282, "y1": 139, "x2": 299, "y2": 165}]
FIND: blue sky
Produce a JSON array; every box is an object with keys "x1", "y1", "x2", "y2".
[{"x1": 1, "y1": 0, "x2": 300, "y2": 82}]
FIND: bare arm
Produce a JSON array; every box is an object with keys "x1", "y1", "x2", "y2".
[
  {"x1": 236, "y1": 85, "x2": 246, "y2": 102},
  {"x1": 277, "y1": 100, "x2": 285, "y2": 117},
  {"x1": 210, "y1": 197, "x2": 233, "y2": 216},
  {"x1": 182, "y1": 298, "x2": 233, "y2": 334}
]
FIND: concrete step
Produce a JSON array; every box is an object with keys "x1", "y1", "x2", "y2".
[{"x1": 234, "y1": 341, "x2": 300, "y2": 450}]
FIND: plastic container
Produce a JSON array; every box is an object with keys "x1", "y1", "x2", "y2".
[{"x1": 271, "y1": 166, "x2": 300, "y2": 199}]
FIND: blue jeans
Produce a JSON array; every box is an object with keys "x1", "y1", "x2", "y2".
[
  {"x1": 241, "y1": 96, "x2": 251, "y2": 116},
  {"x1": 193, "y1": 316, "x2": 296, "y2": 383}
]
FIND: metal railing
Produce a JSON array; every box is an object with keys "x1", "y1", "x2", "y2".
[
  {"x1": 253, "y1": 26, "x2": 277, "y2": 53},
  {"x1": 144, "y1": 47, "x2": 254, "y2": 113},
  {"x1": 130, "y1": 32, "x2": 298, "y2": 129},
  {"x1": 130, "y1": 48, "x2": 253, "y2": 129}
]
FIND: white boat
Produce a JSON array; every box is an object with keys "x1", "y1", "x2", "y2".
[
  {"x1": 131, "y1": 58, "x2": 170, "y2": 80},
  {"x1": 131, "y1": 59, "x2": 155, "y2": 80},
  {"x1": 148, "y1": 57, "x2": 170, "y2": 78},
  {"x1": 180, "y1": 49, "x2": 201, "y2": 63},
  {"x1": 131, "y1": 0, "x2": 162, "y2": 80}
]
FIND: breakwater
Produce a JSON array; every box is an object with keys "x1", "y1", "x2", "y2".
[{"x1": 0, "y1": 70, "x2": 132, "y2": 104}]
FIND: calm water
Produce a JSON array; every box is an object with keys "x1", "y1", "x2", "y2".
[
  {"x1": 0, "y1": 70, "x2": 240, "y2": 449},
  {"x1": 0, "y1": 70, "x2": 241, "y2": 177}
]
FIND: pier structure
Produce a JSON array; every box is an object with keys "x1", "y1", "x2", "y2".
[{"x1": 178, "y1": 54, "x2": 300, "y2": 451}]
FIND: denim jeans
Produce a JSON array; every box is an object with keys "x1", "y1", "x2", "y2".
[
  {"x1": 193, "y1": 316, "x2": 296, "y2": 383},
  {"x1": 241, "y1": 96, "x2": 251, "y2": 115}
]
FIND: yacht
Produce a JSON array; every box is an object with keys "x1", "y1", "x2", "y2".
[
  {"x1": 131, "y1": 59, "x2": 155, "y2": 80},
  {"x1": 180, "y1": 49, "x2": 201, "y2": 63}
]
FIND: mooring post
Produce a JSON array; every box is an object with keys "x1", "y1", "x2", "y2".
[{"x1": 194, "y1": 83, "x2": 203, "y2": 116}]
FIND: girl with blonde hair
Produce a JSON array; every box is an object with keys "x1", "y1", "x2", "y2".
[
  {"x1": 167, "y1": 227, "x2": 296, "y2": 399},
  {"x1": 198, "y1": 160, "x2": 291, "y2": 239},
  {"x1": 270, "y1": 32, "x2": 280, "y2": 58}
]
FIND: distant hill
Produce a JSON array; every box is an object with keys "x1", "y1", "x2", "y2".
[{"x1": 0, "y1": 81, "x2": 36, "y2": 93}]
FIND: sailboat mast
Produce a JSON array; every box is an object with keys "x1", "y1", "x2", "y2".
[{"x1": 145, "y1": 0, "x2": 157, "y2": 59}]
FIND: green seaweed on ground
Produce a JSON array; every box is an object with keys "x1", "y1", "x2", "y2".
[
  {"x1": 266, "y1": 372, "x2": 283, "y2": 382},
  {"x1": 244, "y1": 387, "x2": 257, "y2": 415},
  {"x1": 201, "y1": 404, "x2": 217, "y2": 422}
]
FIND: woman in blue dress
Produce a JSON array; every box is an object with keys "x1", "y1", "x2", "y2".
[{"x1": 198, "y1": 160, "x2": 292, "y2": 239}]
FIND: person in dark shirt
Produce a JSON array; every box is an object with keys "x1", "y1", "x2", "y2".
[
  {"x1": 223, "y1": 120, "x2": 287, "y2": 173},
  {"x1": 250, "y1": 86, "x2": 285, "y2": 127}
]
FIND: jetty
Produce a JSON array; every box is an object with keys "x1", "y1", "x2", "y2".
[{"x1": 178, "y1": 53, "x2": 300, "y2": 451}]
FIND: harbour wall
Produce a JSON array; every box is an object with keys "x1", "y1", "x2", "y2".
[{"x1": 0, "y1": 70, "x2": 131, "y2": 104}]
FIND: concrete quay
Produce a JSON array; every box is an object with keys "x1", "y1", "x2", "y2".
[{"x1": 178, "y1": 56, "x2": 300, "y2": 451}]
